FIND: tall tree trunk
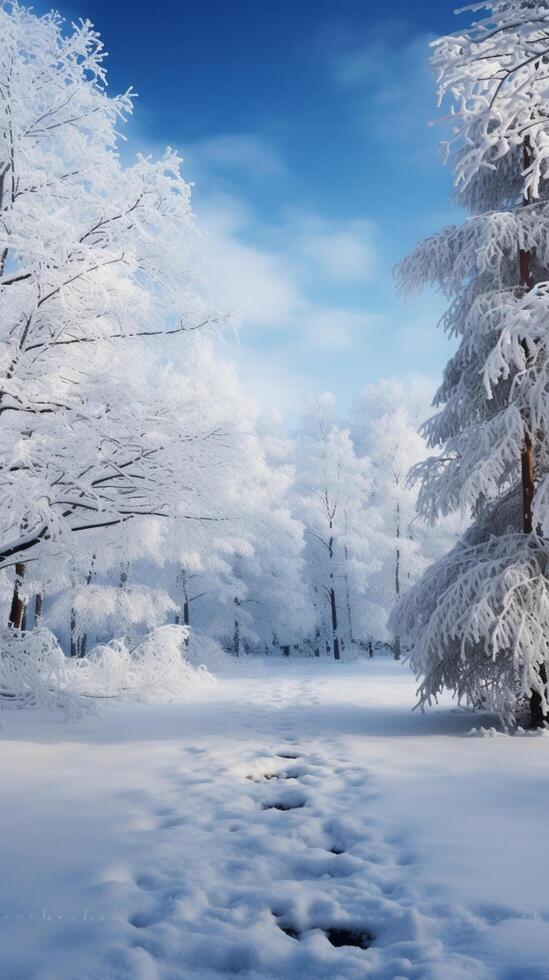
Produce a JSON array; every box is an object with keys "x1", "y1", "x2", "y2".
[
  {"x1": 233, "y1": 596, "x2": 240, "y2": 657},
  {"x1": 8, "y1": 562, "x2": 26, "y2": 630},
  {"x1": 521, "y1": 433, "x2": 534, "y2": 534},
  {"x1": 178, "y1": 567, "x2": 190, "y2": 646},
  {"x1": 313, "y1": 627, "x2": 320, "y2": 658},
  {"x1": 233, "y1": 619, "x2": 240, "y2": 657},
  {"x1": 70, "y1": 604, "x2": 78, "y2": 657},
  {"x1": 33, "y1": 590, "x2": 44, "y2": 625},
  {"x1": 330, "y1": 585, "x2": 340, "y2": 660},
  {"x1": 76, "y1": 555, "x2": 95, "y2": 659},
  {"x1": 520, "y1": 146, "x2": 534, "y2": 537},
  {"x1": 393, "y1": 500, "x2": 402, "y2": 659},
  {"x1": 520, "y1": 143, "x2": 546, "y2": 726}
]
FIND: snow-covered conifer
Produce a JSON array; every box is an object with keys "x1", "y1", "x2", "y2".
[{"x1": 394, "y1": 0, "x2": 549, "y2": 725}]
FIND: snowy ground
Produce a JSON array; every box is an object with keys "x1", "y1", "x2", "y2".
[{"x1": 1, "y1": 656, "x2": 549, "y2": 980}]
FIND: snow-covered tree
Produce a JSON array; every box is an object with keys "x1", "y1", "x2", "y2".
[
  {"x1": 293, "y1": 396, "x2": 372, "y2": 659},
  {"x1": 394, "y1": 0, "x2": 549, "y2": 726},
  {"x1": 0, "y1": 3, "x2": 218, "y2": 620},
  {"x1": 351, "y1": 381, "x2": 434, "y2": 656}
]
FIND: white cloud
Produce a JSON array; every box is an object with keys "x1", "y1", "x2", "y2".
[
  {"x1": 214, "y1": 336, "x2": 311, "y2": 420},
  {"x1": 197, "y1": 196, "x2": 305, "y2": 328},
  {"x1": 302, "y1": 308, "x2": 377, "y2": 351},
  {"x1": 194, "y1": 194, "x2": 377, "y2": 342},
  {"x1": 296, "y1": 216, "x2": 375, "y2": 282},
  {"x1": 185, "y1": 133, "x2": 285, "y2": 182}
]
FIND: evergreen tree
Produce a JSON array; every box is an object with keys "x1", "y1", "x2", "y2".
[{"x1": 394, "y1": 0, "x2": 549, "y2": 725}]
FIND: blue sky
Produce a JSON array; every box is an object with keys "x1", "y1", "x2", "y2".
[{"x1": 45, "y1": 0, "x2": 466, "y2": 420}]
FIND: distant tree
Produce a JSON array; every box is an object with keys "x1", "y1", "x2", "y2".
[
  {"x1": 394, "y1": 0, "x2": 549, "y2": 726},
  {"x1": 351, "y1": 381, "x2": 434, "y2": 657},
  {"x1": 293, "y1": 396, "x2": 371, "y2": 659}
]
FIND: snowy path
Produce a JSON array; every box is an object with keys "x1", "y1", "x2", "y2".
[{"x1": 2, "y1": 658, "x2": 549, "y2": 979}]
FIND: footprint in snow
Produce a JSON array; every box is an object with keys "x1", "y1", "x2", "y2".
[
  {"x1": 290, "y1": 852, "x2": 362, "y2": 879},
  {"x1": 273, "y1": 914, "x2": 373, "y2": 950},
  {"x1": 261, "y1": 786, "x2": 308, "y2": 811}
]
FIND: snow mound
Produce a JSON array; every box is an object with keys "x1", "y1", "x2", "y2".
[
  {"x1": 186, "y1": 630, "x2": 261, "y2": 675},
  {"x1": 0, "y1": 627, "x2": 90, "y2": 718},
  {"x1": 0, "y1": 625, "x2": 221, "y2": 715},
  {"x1": 75, "y1": 625, "x2": 216, "y2": 702}
]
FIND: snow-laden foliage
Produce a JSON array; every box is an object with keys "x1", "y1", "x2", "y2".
[
  {"x1": 394, "y1": 0, "x2": 549, "y2": 724},
  {"x1": 0, "y1": 2, "x2": 218, "y2": 571},
  {"x1": 73, "y1": 626, "x2": 215, "y2": 702},
  {"x1": 0, "y1": 622, "x2": 216, "y2": 711},
  {"x1": 0, "y1": 626, "x2": 90, "y2": 716},
  {"x1": 431, "y1": 0, "x2": 549, "y2": 206}
]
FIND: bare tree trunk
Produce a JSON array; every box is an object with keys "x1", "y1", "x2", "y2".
[
  {"x1": 393, "y1": 500, "x2": 402, "y2": 659},
  {"x1": 343, "y1": 512, "x2": 354, "y2": 650},
  {"x1": 521, "y1": 434, "x2": 534, "y2": 534},
  {"x1": 33, "y1": 590, "x2": 44, "y2": 625},
  {"x1": 76, "y1": 555, "x2": 96, "y2": 659},
  {"x1": 313, "y1": 627, "x2": 320, "y2": 658},
  {"x1": 70, "y1": 604, "x2": 78, "y2": 657},
  {"x1": 343, "y1": 549, "x2": 354, "y2": 648},
  {"x1": 176, "y1": 567, "x2": 190, "y2": 645},
  {"x1": 330, "y1": 586, "x2": 340, "y2": 660},
  {"x1": 520, "y1": 143, "x2": 547, "y2": 727},
  {"x1": 233, "y1": 597, "x2": 240, "y2": 657},
  {"x1": 233, "y1": 619, "x2": 240, "y2": 657},
  {"x1": 8, "y1": 562, "x2": 26, "y2": 630}
]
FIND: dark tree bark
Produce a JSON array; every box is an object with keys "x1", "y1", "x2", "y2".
[
  {"x1": 33, "y1": 590, "x2": 44, "y2": 625},
  {"x1": 70, "y1": 604, "x2": 78, "y2": 657},
  {"x1": 520, "y1": 144, "x2": 547, "y2": 727},
  {"x1": 521, "y1": 433, "x2": 534, "y2": 534},
  {"x1": 393, "y1": 500, "x2": 402, "y2": 660},
  {"x1": 233, "y1": 597, "x2": 240, "y2": 657},
  {"x1": 8, "y1": 562, "x2": 26, "y2": 630},
  {"x1": 233, "y1": 619, "x2": 240, "y2": 657},
  {"x1": 330, "y1": 585, "x2": 340, "y2": 660},
  {"x1": 76, "y1": 555, "x2": 96, "y2": 659}
]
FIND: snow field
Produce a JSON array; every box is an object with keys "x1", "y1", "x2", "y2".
[{"x1": 1, "y1": 658, "x2": 549, "y2": 979}]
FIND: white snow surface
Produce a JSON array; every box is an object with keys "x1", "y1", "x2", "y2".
[{"x1": 1, "y1": 656, "x2": 549, "y2": 980}]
